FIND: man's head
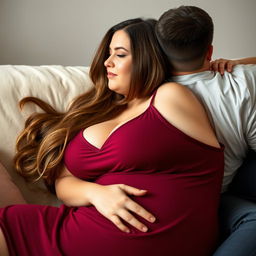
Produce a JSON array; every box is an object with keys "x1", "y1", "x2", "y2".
[{"x1": 156, "y1": 6, "x2": 214, "y2": 72}]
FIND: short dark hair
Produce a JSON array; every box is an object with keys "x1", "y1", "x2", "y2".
[{"x1": 156, "y1": 6, "x2": 214, "y2": 71}]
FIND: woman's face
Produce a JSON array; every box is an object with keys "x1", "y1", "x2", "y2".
[{"x1": 104, "y1": 30, "x2": 132, "y2": 96}]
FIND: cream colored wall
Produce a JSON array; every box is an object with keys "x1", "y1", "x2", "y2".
[{"x1": 0, "y1": 0, "x2": 255, "y2": 66}]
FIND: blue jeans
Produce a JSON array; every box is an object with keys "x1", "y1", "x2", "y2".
[{"x1": 213, "y1": 150, "x2": 256, "y2": 256}]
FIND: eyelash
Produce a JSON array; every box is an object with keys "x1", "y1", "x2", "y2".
[{"x1": 107, "y1": 53, "x2": 126, "y2": 58}]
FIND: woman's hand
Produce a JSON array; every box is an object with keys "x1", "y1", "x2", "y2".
[
  {"x1": 210, "y1": 58, "x2": 239, "y2": 75},
  {"x1": 210, "y1": 57, "x2": 256, "y2": 75},
  {"x1": 88, "y1": 183, "x2": 156, "y2": 233},
  {"x1": 56, "y1": 167, "x2": 155, "y2": 233}
]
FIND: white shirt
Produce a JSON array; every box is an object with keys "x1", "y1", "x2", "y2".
[{"x1": 171, "y1": 65, "x2": 256, "y2": 191}]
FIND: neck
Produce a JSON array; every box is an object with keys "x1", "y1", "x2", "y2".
[
  {"x1": 127, "y1": 96, "x2": 149, "y2": 108},
  {"x1": 172, "y1": 61, "x2": 211, "y2": 76}
]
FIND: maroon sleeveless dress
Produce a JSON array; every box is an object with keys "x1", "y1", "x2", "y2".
[{"x1": 0, "y1": 92, "x2": 224, "y2": 256}]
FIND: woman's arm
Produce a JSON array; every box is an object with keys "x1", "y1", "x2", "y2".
[
  {"x1": 236, "y1": 57, "x2": 256, "y2": 65},
  {"x1": 55, "y1": 166, "x2": 97, "y2": 207},
  {"x1": 55, "y1": 166, "x2": 155, "y2": 233},
  {"x1": 210, "y1": 57, "x2": 256, "y2": 75}
]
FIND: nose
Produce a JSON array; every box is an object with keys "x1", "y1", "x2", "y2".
[{"x1": 104, "y1": 55, "x2": 114, "y2": 68}]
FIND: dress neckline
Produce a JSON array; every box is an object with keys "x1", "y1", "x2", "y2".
[
  {"x1": 82, "y1": 91, "x2": 157, "y2": 151},
  {"x1": 81, "y1": 105, "x2": 152, "y2": 151}
]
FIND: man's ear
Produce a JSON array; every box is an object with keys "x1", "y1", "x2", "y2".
[{"x1": 206, "y1": 45, "x2": 213, "y2": 61}]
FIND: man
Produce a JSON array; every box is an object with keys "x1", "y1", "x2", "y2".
[{"x1": 156, "y1": 5, "x2": 256, "y2": 255}]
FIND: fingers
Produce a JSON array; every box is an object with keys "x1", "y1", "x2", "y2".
[
  {"x1": 119, "y1": 184, "x2": 155, "y2": 222},
  {"x1": 109, "y1": 214, "x2": 130, "y2": 233},
  {"x1": 94, "y1": 184, "x2": 156, "y2": 233},
  {"x1": 125, "y1": 199, "x2": 156, "y2": 224},
  {"x1": 226, "y1": 61, "x2": 233, "y2": 73},
  {"x1": 219, "y1": 61, "x2": 226, "y2": 75},
  {"x1": 210, "y1": 59, "x2": 226, "y2": 75},
  {"x1": 106, "y1": 184, "x2": 156, "y2": 233},
  {"x1": 117, "y1": 209, "x2": 148, "y2": 233},
  {"x1": 119, "y1": 184, "x2": 147, "y2": 196},
  {"x1": 109, "y1": 200, "x2": 155, "y2": 233},
  {"x1": 210, "y1": 58, "x2": 236, "y2": 75}
]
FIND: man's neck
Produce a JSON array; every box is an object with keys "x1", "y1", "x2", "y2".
[{"x1": 172, "y1": 63, "x2": 210, "y2": 76}]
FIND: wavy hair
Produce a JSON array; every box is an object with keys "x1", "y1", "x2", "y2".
[{"x1": 14, "y1": 18, "x2": 169, "y2": 192}]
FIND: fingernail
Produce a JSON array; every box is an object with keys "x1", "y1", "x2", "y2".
[
  {"x1": 150, "y1": 217, "x2": 155, "y2": 222},
  {"x1": 142, "y1": 226, "x2": 148, "y2": 232},
  {"x1": 125, "y1": 229, "x2": 130, "y2": 233}
]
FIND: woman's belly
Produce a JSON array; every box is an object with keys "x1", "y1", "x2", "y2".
[
  {"x1": 64, "y1": 173, "x2": 219, "y2": 255},
  {"x1": 92, "y1": 172, "x2": 219, "y2": 233}
]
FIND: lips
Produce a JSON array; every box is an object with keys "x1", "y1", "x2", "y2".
[{"x1": 107, "y1": 71, "x2": 117, "y2": 78}]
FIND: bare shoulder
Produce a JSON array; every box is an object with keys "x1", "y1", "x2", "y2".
[
  {"x1": 156, "y1": 82, "x2": 199, "y2": 107},
  {"x1": 157, "y1": 81, "x2": 190, "y2": 93},
  {"x1": 156, "y1": 82, "x2": 206, "y2": 121},
  {"x1": 154, "y1": 82, "x2": 220, "y2": 148}
]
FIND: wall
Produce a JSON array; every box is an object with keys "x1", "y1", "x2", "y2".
[{"x1": 0, "y1": 0, "x2": 255, "y2": 66}]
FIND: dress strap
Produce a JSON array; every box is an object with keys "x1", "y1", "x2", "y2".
[{"x1": 149, "y1": 89, "x2": 158, "y2": 105}]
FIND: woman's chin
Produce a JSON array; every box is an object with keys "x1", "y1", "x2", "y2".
[
  {"x1": 108, "y1": 84, "x2": 119, "y2": 93},
  {"x1": 108, "y1": 84, "x2": 128, "y2": 97}
]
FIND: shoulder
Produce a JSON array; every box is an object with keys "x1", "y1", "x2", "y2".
[
  {"x1": 155, "y1": 82, "x2": 203, "y2": 114},
  {"x1": 232, "y1": 65, "x2": 256, "y2": 97},
  {"x1": 154, "y1": 82, "x2": 220, "y2": 148},
  {"x1": 236, "y1": 64, "x2": 256, "y2": 72},
  {"x1": 157, "y1": 81, "x2": 192, "y2": 96},
  {"x1": 233, "y1": 64, "x2": 256, "y2": 80}
]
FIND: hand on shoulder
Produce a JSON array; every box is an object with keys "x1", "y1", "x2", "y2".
[
  {"x1": 210, "y1": 57, "x2": 256, "y2": 75},
  {"x1": 154, "y1": 82, "x2": 220, "y2": 149}
]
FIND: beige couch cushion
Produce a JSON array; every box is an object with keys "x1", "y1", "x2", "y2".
[{"x1": 0, "y1": 65, "x2": 93, "y2": 205}]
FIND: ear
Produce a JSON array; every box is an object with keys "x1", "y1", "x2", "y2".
[{"x1": 206, "y1": 45, "x2": 213, "y2": 61}]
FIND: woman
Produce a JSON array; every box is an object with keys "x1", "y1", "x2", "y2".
[{"x1": 0, "y1": 18, "x2": 224, "y2": 256}]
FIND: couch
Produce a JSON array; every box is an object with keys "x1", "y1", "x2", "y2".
[
  {"x1": 1, "y1": 65, "x2": 255, "y2": 207},
  {"x1": 0, "y1": 65, "x2": 93, "y2": 206}
]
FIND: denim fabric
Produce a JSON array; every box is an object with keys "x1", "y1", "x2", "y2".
[{"x1": 213, "y1": 151, "x2": 256, "y2": 256}]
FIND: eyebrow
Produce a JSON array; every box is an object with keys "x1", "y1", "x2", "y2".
[{"x1": 109, "y1": 47, "x2": 129, "y2": 52}]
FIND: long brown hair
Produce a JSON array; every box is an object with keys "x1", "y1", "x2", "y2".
[{"x1": 14, "y1": 18, "x2": 169, "y2": 191}]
